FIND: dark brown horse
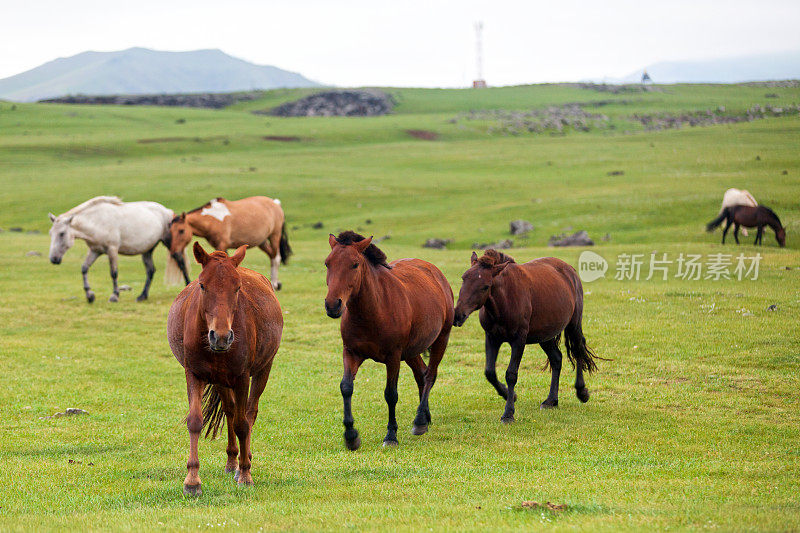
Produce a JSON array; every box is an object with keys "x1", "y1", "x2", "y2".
[
  {"x1": 168, "y1": 196, "x2": 292, "y2": 290},
  {"x1": 167, "y1": 242, "x2": 283, "y2": 496},
  {"x1": 453, "y1": 250, "x2": 600, "y2": 422},
  {"x1": 324, "y1": 231, "x2": 454, "y2": 449},
  {"x1": 706, "y1": 205, "x2": 786, "y2": 247}
]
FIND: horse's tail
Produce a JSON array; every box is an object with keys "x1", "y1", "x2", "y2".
[
  {"x1": 201, "y1": 384, "x2": 225, "y2": 439},
  {"x1": 279, "y1": 222, "x2": 292, "y2": 265},
  {"x1": 165, "y1": 248, "x2": 189, "y2": 285},
  {"x1": 706, "y1": 207, "x2": 730, "y2": 232},
  {"x1": 564, "y1": 321, "x2": 603, "y2": 374}
]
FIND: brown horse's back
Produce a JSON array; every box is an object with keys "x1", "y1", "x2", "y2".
[{"x1": 223, "y1": 197, "x2": 284, "y2": 248}]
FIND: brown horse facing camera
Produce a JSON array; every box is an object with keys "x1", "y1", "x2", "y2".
[
  {"x1": 324, "y1": 232, "x2": 454, "y2": 449},
  {"x1": 168, "y1": 196, "x2": 292, "y2": 290},
  {"x1": 453, "y1": 250, "x2": 601, "y2": 423},
  {"x1": 706, "y1": 205, "x2": 786, "y2": 247},
  {"x1": 167, "y1": 242, "x2": 283, "y2": 496}
]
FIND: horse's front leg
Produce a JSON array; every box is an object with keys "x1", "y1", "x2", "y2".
[
  {"x1": 341, "y1": 348, "x2": 364, "y2": 450},
  {"x1": 183, "y1": 370, "x2": 205, "y2": 497},
  {"x1": 232, "y1": 376, "x2": 253, "y2": 486},
  {"x1": 137, "y1": 247, "x2": 156, "y2": 302},
  {"x1": 501, "y1": 340, "x2": 526, "y2": 423},
  {"x1": 755, "y1": 226, "x2": 764, "y2": 245},
  {"x1": 484, "y1": 333, "x2": 514, "y2": 401},
  {"x1": 383, "y1": 355, "x2": 401, "y2": 447},
  {"x1": 733, "y1": 224, "x2": 740, "y2": 245},
  {"x1": 81, "y1": 249, "x2": 100, "y2": 303},
  {"x1": 107, "y1": 247, "x2": 120, "y2": 302}
]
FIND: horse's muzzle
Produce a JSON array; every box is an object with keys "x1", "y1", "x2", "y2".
[
  {"x1": 325, "y1": 298, "x2": 343, "y2": 319},
  {"x1": 50, "y1": 256, "x2": 62, "y2": 265},
  {"x1": 208, "y1": 329, "x2": 234, "y2": 352},
  {"x1": 453, "y1": 310, "x2": 468, "y2": 327}
]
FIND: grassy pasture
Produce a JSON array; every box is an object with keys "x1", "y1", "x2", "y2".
[{"x1": 0, "y1": 84, "x2": 799, "y2": 531}]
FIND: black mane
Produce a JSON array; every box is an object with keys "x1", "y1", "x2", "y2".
[
  {"x1": 336, "y1": 231, "x2": 390, "y2": 268},
  {"x1": 762, "y1": 206, "x2": 782, "y2": 226}
]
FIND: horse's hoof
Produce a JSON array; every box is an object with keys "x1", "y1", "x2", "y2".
[
  {"x1": 344, "y1": 436, "x2": 361, "y2": 451},
  {"x1": 501, "y1": 415, "x2": 515, "y2": 424},
  {"x1": 136, "y1": 294, "x2": 148, "y2": 302},
  {"x1": 86, "y1": 291, "x2": 95, "y2": 304},
  {"x1": 108, "y1": 294, "x2": 119, "y2": 303},
  {"x1": 274, "y1": 282, "x2": 282, "y2": 291},
  {"x1": 382, "y1": 439, "x2": 399, "y2": 447},
  {"x1": 576, "y1": 387, "x2": 590, "y2": 403},
  {"x1": 540, "y1": 400, "x2": 558, "y2": 409},
  {"x1": 411, "y1": 424, "x2": 428, "y2": 436},
  {"x1": 183, "y1": 483, "x2": 202, "y2": 497},
  {"x1": 237, "y1": 480, "x2": 254, "y2": 487},
  {"x1": 224, "y1": 465, "x2": 236, "y2": 475}
]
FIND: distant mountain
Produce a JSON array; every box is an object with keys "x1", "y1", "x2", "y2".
[
  {"x1": 0, "y1": 48, "x2": 320, "y2": 102},
  {"x1": 613, "y1": 50, "x2": 800, "y2": 84}
]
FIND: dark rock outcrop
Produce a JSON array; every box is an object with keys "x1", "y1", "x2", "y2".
[{"x1": 264, "y1": 90, "x2": 394, "y2": 117}]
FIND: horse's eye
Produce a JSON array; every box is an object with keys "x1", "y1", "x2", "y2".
[
  {"x1": 351, "y1": 263, "x2": 359, "y2": 269},
  {"x1": 481, "y1": 286, "x2": 490, "y2": 291},
  {"x1": 199, "y1": 283, "x2": 205, "y2": 291}
]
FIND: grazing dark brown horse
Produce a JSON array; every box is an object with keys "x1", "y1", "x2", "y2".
[
  {"x1": 706, "y1": 205, "x2": 786, "y2": 247},
  {"x1": 453, "y1": 250, "x2": 600, "y2": 423},
  {"x1": 169, "y1": 196, "x2": 292, "y2": 290},
  {"x1": 167, "y1": 242, "x2": 283, "y2": 496},
  {"x1": 324, "y1": 231, "x2": 454, "y2": 449}
]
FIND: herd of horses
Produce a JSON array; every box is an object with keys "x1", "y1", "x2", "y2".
[{"x1": 46, "y1": 189, "x2": 786, "y2": 496}]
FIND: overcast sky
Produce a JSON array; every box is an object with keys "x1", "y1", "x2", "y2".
[{"x1": 2, "y1": 0, "x2": 799, "y2": 86}]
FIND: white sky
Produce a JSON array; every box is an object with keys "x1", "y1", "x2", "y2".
[{"x1": 2, "y1": 0, "x2": 799, "y2": 87}]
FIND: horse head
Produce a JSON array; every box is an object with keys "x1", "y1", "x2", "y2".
[
  {"x1": 453, "y1": 250, "x2": 511, "y2": 327},
  {"x1": 48, "y1": 213, "x2": 75, "y2": 264},
  {"x1": 777, "y1": 226, "x2": 786, "y2": 247},
  {"x1": 169, "y1": 213, "x2": 193, "y2": 256},
  {"x1": 323, "y1": 232, "x2": 377, "y2": 318},
  {"x1": 193, "y1": 242, "x2": 246, "y2": 352}
]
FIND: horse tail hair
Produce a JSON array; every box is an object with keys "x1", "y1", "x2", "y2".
[
  {"x1": 201, "y1": 385, "x2": 225, "y2": 439},
  {"x1": 706, "y1": 207, "x2": 729, "y2": 232},
  {"x1": 564, "y1": 322, "x2": 604, "y2": 374},
  {"x1": 164, "y1": 249, "x2": 189, "y2": 285},
  {"x1": 279, "y1": 222, "x2": 292, "y2": 265}
]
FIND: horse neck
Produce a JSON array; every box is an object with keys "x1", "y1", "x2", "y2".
[
  {"x1": 347, "y1": 264, "x2": 391, "y2": 319},
  {"x1": 765, "y1": 213, "x2": 782, "y2": 231},
  {"x1": 186, "y1": 212, "x2": 212, "y2": 238},
  {"x1": 484, "y1": 267, "x2": 518, "y2": 319},
  {"x1": 68, "y1": 212, "x2": 102, "y2": 243}
]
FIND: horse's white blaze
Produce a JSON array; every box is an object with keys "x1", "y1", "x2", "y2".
[{"x1": 201, "y1": 200, "x2": 231, "y2": 221}]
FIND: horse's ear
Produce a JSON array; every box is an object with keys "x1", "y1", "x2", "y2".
[
  {"x1": 193, "y1": 241, "x2": 210, "y2": 266},
  {"x1": 329, "y1": 234, "x2": 338, "y2": 249},
  {"x1": 48, "y1": 213, "x2": 56, "y2": 222},
  {"x1": 353, "y1": 236, "x2": 373, "y2": 253},
  {"x1": 470, "y1": 251, "x2": 478, "y2": 265},
  {"x1": 180, "y1": 212, "x2": 187, "y2": 221},
  {"x1": 230, "y1": 245, "x2": 247, "y2": 267},
  {"x1": 492, "y1": 261, "x2": 510, "y2": 277}
]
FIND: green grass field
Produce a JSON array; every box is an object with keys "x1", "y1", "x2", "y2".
[{"x1": 0, "y1": 84, "x2": 798, "y2": 531}]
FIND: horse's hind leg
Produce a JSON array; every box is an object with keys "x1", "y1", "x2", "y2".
[
  {"x1": 216, "y1": 387, "x2": 238, "y2": 475},
  {"x1": 412, "y1": 329, "x2": 450, "y2": 435},
  {"x1": 260, "y1": 236, "x2": 282, "y2": 291},
  {"x1": 484, "y1": 333, "x2": 515, "y2": 401},
  {"x1": 137, "y1": 247, "x2": 156, "y2": 302},
  {"x1": 539, "y1": 338, "x2": 562, "y2": 409},
  {"x1": 721, "y1": 219, "x2": 733, "y2": 244},
  {"x1": 231, "y1": 377, "x2": 254, "y2": 486},
  {"x1": 81, "y1": 249, "x2": 100, "y2": 303},
  {"x1": 107, "y1": 247, "x2": 120, "y2": 302},
  {"x1": 406, "y1": 355, "x2": 428, "y2": 431},
  {"x1": 501, "y1": 340, "x2": 525, "y2": 423}
]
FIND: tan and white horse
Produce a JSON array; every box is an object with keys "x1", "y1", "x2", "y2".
[
  {"x1": 48, "y1": 196, "x2": 183, "y2": 303},
  {"x1": 168, "y1": 196, "x2": 291, "y2": 290},
  {"x1": 716, "y1": 188, "x2": 758, "y2": 237}
]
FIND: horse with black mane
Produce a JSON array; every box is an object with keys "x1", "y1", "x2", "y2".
[
  {"x1": 324, "y1": 231, "x2": 454, "y2": 449},
  {"x1": 167, "y1": 242, "x2": 283, "y2": 495},
  {"x1": 706, "y1": 205, "x2": 786, "y2": 247},
  {"x1": 453, "y1": 249, "x2": 601, "y2": 422}
]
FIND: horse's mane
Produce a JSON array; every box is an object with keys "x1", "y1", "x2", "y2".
[
  {"x1": 335, "y1": 231, "x2": 390, "y2": 268},
  {"x1": 761, "y1": 206, "x2": 782, "y2": 226},
  {"x1": 477, "y1": 249, "x2": 516, "y2": 268},
  {"x1": 62, "y1": 196, "x2": 123, "y2": 217}
]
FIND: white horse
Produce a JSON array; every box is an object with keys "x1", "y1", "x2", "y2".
[
  {"x1": 48, "y1": 196, "x2": 188, "y2": 303},
  {"x1": 717, "y1": 188, "x2": 758, "y2": 237}
]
